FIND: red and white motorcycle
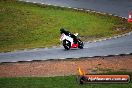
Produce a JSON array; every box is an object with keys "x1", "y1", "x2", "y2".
[{"x1": 60, "y1": 33, "x2": 84, "y2": 50}]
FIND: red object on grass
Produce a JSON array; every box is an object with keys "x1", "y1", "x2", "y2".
[{"x1": 128, "y1": 11, "x2": 132, "y2": 22}]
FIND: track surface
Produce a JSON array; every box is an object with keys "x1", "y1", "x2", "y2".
[
  {"x1": 0, "y1": 0, "x2": 132, "y2": 62},
  {"x1": 0, "y1": 34, "x2": 132, "y2": 62},
  {"x1": 22, "y1": 0, "x2": 132, "y2": 17}
]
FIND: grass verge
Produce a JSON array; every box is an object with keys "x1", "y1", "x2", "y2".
[
  {"x1": 0, "y1": 71, "x2": 132, "y2": 88},
  {"x1": 0, "y1": 0, "x2": 132, "y2": 52}
]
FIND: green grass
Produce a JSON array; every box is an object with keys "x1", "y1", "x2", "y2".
[
  {"x1": 0, "y1": 72, "x2": 132, "y2": 88},
  {"x1": 0, "y1": 0, "x2": 132, "y2": 52}
]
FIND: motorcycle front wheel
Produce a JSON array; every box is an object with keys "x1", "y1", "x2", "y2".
[{"x1": 63, "y1": 40, "x2": 71, "y2": 50}]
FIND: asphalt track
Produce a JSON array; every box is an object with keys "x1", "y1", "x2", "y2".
[
  {"x1": 22, "y1": 0, "x2": 132, "y2": 17},
  {"x1": 0, "y1": 0, "x2": 132, "y2": 62}
]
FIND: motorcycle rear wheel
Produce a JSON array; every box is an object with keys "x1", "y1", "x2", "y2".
[{"x1": 78, "y1": 39, "x2": 84, "y2": 49}]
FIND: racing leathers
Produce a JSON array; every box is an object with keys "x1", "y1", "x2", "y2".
[{"x1": 60, "y1": 28, "x2": 78, "y2": 44}]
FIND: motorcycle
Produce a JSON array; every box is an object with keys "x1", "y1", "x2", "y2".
[{"x1": 60, "y1": 33, "x2": 84, "y2": 50}]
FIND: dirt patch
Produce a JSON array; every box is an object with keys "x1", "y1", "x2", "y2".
[{"x1": 0, "y1": 55, "x2": 132, "y2": 77}]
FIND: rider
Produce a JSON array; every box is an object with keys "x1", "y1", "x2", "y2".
[{"x1": 60, "y1": 28, "x2": 78, "y2": 44}]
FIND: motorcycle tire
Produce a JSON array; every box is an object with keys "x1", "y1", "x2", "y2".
[
  {"x1": 63, "y1": 40, "x2": 71, "y2": 50},
  {"x1": 78, "y1": 39, "x2": 84, "y2": 49}
]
